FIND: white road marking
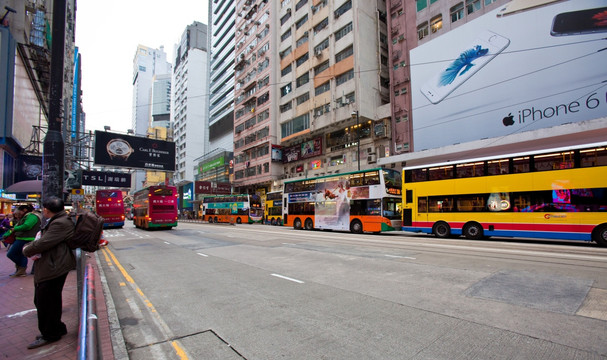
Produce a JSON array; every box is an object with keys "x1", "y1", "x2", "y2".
[
  {"x1": 271, "y1": 273, "x2": 304, "y2": 284},
  {"x1": 197, "y1": 253, "x2": 208, "y2": 257},
  {"x1": 164, "y1": 241, "x2": 171, "y2": 245},
  {"x1": 6, "y1": 309, "x2": 36, "y2": 318},
  {"x1": 385, "y1": 255, "x2": 416, "y2": 260}
]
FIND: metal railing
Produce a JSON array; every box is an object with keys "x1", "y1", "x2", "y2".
[{"x1": 76, "y1": 250, "x2": 101, "y2": 359}]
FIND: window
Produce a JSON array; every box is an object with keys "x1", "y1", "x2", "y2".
[
  {"x1": 314, "y1": 38, "x2": 329, "y2": 54},
  {"x1": 295, "y1": 14, "x2": 308, "y2": 29},
  {"x1": 430, "y1": 15, "x2": 443, "y2": 33},
  {"x1": 281, "y1": 12, "x2": 292, "y2": 25},
  {"x1": 335, "y1": 22, "x2": 353, "y2": 41},
  {"x1": 281, "y1": 113, "x2": 310, "y2": 138},
  {"x1": 296, "y1": 52, "x2": 309, "y2": 67},
  {"x1": 296, "y1": 32, "x2": 309, "y2": 47},
  {"x1": 334, "y1": 0, "x2": 352, "y2": 18},
  {"x1": 281, "y1": 29, "x2": 292, "y2": 42},
  {"x1": 466, "y1": 0, "x2": 481, "y2": 14},
  {"x1": 335, "y1": 46, "x2": 353, "y2": 62},
  {"x1": 313, "y1": 18, "x2": 328, "y2": 34},
  {"x1": 280, "y1": 46, "x2": 292, "y2": 59},
  {"x1": 280, "y1": 101, "x2": 293, "y2": 113},
  {"x1": 258, "y1": 75, "x2": 269, "y2": 89},
  {"x1": 336, "y1": 69, "x2": 354, "y2": 86},
  {"x1": 314, "y1": 60, "x2": 329, "y2": 74},
  {"x1": 281, "y1": 83, "x2": 292, "y2": 97},
  {"x1": 257, "y1": 92, "x2": 269, "y2": 105},
  {"x1": 295, "y1": 0, "x2": 308, "y2": 11},
  {"x1": 484, "y1": 0, "x2": 497, "y2": 5},
  {"x1": 296, "y1": 72, "x2": 309, "y2": 87},
  {"x1": 296, "y1": 92, "x2": 310, "y2": 105},
  {"x1": 417, "y1": 22, "x2": 429, "y2": 40},
  {"x1": 416, "y1": 0, "x2": 428, "y2": 12},
  {"x1": 315, "y1": 81, "x2": 330, "y2": 95},
  {"x1": 281, "y1": 64, "x2": 292, "y2": 77},
  {"x1": 451, "y1": 3, "x2": 464, "y2": 22}
]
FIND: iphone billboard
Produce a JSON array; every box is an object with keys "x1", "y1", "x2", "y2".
[{"x1": 410, "y1": 0, "x2": 607, "y2": 151}]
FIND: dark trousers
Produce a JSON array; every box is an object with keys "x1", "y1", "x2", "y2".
[{"x1": 34, "y1": 273, "x2": 68, "y2": 341}]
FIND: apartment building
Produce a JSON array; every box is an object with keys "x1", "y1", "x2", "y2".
[
  {"x1": 232, "y1": 0, "x2": 392, "y2": 194},
  {"x1": 172, "y1": 22, "x2": 209, "y2": 183}
]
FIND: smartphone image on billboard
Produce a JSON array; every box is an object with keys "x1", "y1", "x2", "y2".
[
  {"x1": 551, "y1": 7, "x2": 607, "y2": 36},
  {"x1": 420, "y1": 30, "x2": 510, "y2": 104}
]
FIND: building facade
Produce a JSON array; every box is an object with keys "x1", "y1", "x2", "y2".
[
  {"x1": 208, "y1": 0, "x2": 236, "y2": 155},
  {"x1": 172, "y1": 21, "x2": 209, "y2": 183},
  {"x1": 131, "y1": 45, "x2": 171, "y2": 191},
  {"x1": 232, "y1": 0, "x2": 392, "y2": 195},
  {"x1": 151, "y1": 73, "x2": 171, "y2": 128}
]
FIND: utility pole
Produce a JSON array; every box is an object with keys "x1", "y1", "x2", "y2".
[{"x1": 42, "y1": 0, "x2": 66, "y2": 202}]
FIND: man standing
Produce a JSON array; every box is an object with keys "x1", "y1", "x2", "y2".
[
  {"x1": 22, "y1": 196, "x2": 75, "y2": 349},
  {"x1": 4, "y1": 205, "x2": 41, "y2": 276}
]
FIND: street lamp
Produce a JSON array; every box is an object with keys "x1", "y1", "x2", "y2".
[{"x1": 351, "y1": 111, "x2": 360, "y2": 171}]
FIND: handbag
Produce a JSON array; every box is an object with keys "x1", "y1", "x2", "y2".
[{"x1": 2, "y1": 232, "x2": 16, "y2": 245}]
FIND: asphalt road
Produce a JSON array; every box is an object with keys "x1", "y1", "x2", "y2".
[{"x1": 98, "y1": 222, "x2": 607, "y2": 360}]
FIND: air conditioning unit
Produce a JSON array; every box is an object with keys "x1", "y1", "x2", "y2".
[
  {"x1": 316, "y1": 110, "x2": 322, "y2": 117},
  {"x1": 314, "y1": 49, "x2": 322, "y2": 57},
  {"x1": 256, "y1": 34, "x2": 262, "y2": 38},
  {"x1": 254, "y1": 21, "x2": 261, "y2": 25},
  {"x1": 367, "y1": 154, "x2": 377, "y2": 163},
  {"x1": 244, "y1": 32, "x2": 249, "y2": 36},
  {"x1": 265, "y1": 23, "x2": 270, "y2": 28}
]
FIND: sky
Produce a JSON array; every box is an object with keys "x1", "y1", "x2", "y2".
[{"x1": 75, "y1": 0, "x2": 208, "y2": 133}]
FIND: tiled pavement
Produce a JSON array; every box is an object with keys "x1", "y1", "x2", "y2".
[{"x1": 0, "y1": 245, "x2": 115, "y2": 359}]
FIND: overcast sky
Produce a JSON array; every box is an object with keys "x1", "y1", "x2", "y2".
[{"x1": 75, "y1": 0, "x2": 208, "y2": 133}]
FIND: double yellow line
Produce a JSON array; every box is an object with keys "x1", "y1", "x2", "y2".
[{"x1": 101, "y1": 247, "x2": 188, "y2": 359}]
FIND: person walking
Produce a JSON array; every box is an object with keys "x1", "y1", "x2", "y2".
[
  {"x1": 3, "y1": 204, "x2": 41, "y2": 277},
  {"x1": 22, "y1": 196, "x2": 75, "y2": 349}
]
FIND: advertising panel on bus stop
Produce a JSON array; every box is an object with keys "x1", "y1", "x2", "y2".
[
  {"x1": 410, "y1": 0, "x2": 607, "y2": 151},
  {"x1": 94, "y1": 131, "x2": 176, "y2": 171}
]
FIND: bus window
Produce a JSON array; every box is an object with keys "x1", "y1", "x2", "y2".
[
  {"x1": 580, "y1": 147, "x2": 607, "y2": 167},
  {"x1": 428, "y1": 196, "x2": 453, "y2": 212},
  {"x1": 512, "y1": 156, "x2": 530, "y2": 173},
  {"x1": 456, "y1": 162, "x2": 484, "y2": 178},
  {"x1": 429, "y1": 166, "x2": 453, "y2": 181},
  {"x1": 364, "y1": 171, "x2": 380, "y2": 185},
  {"x1": 534, "y1": 151, "x2": 574, "y2": 171},
  {"x1": 350, "y1": 173, "x2": 363, "y2": 187},
  {"x1": 418, "y1": 197, "x2": 428, "y2": 213},
  {"x1": 410, "y1": 168, "x2": 427, "y2": 182},
  {"x1": 487, "y1": 159, "x2": 509, "y2": 175},
  {"x1": 456, "y1": 195, "x2": 485, "y2": 212}
]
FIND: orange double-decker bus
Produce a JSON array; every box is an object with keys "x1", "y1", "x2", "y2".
[{"x1": 283, "y1": 168, "x2": 402, "y2": 233}]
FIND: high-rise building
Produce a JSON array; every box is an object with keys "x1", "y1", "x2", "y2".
[
  {"x1": 208, "y1": 0, "x2": 236, "y2": 154},
  {"x1": 232, "y1": 0, "x2": 391, "y2": 194},
  {"x1": 151, "y1": 74, "x2": 171, "y2": 128},
  {"x1": 132, "y1": 45, "x2": 171, "y2": 136},
  {"x1": 131, "y1": 45, "x2": 171, "y2": 191},
  {"x1": 172, "y1": 22, "x2": 209, "y2": 183}
]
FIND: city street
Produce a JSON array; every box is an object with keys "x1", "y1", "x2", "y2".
[{"x1": 99, "y1": 222, "x2": 607, "y2": 360}]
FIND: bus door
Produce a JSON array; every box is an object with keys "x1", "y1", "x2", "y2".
[{"x1": 402, "y1": 189, "x2": 421, "y2": 226}]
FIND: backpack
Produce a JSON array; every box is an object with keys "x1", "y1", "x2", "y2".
[{"x1": 67, "y1": 211, "x2": 105, "y2": 252}]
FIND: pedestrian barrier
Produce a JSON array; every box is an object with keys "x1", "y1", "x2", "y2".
[{"x1": 76, "y1": 250, "x2": 101, "y2": 359}]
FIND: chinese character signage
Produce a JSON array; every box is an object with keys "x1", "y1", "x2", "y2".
[
  {"x1": 94, "y1": 131, "x2": 176, "y2": 171},
  {"x1": 195, "y1": 181, "x2": 231, "y2": 195},
  {"x1": 81, "y1": 170, "x2": 131, "y2": 187}
]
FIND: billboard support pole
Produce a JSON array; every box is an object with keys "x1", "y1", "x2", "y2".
[{"x1": 43, "y1": 0, "x2": 66, "y2": 202}]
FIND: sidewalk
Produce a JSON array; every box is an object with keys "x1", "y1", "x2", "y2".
[{"x1": 0, "y1": 245, "x2": 115, "y2": 359}]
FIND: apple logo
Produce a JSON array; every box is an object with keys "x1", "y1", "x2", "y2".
[{"x1": 502, "y1": 113, "x2": 514, "y2": 126}]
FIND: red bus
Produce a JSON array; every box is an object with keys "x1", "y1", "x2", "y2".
[
  {"x1": 133, "y1": 185, "x2": 178, "y2": 230},
  {"x1": 95, "y1": 189, "x2": 125, "y2": 228}
]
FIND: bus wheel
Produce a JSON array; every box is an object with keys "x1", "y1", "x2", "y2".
[
  {"x1": 294, "y1": 218, "x2": 303, "y2": 230},
  {"x1": 463, "y1": 222, "x2": 484, "y2": 240},
  {"x1": 208, "y1": 217, "x2": 213, "y2": 223},
  {"x1": 592, "y1": 224, "x2": 607, "y2": 247},
  {"x1": 271, "y1": 218, "x2": 276, "y2": 226},
  {"x1": 236, "y1": 217, "x2": 242, "y2": 224},
  {"x1": 350, "y1": 220, "x2": 363, "y2": 234},
  {"x1": 433, "y1": 221, "x2": 451, "y2": 238},
  {"x1": 304, "y1": 218, "x2": 313, "y2": 230}
]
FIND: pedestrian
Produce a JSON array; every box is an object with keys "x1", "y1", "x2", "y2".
[
  {"x1": 3, "y1": 204, "x2": 41, "y2": 276},
  {"x1": 0, "y1": 213, "x2": 11, "y2": 248},
  {"x1": 22, "y1": 196, "x2": 75, "y2": 349}
]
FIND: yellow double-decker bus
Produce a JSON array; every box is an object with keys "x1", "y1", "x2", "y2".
[
  {"x1": 401, "y1": 143, "x2": 607, "y2": 246},
  {"x1": 283, "y1": 168, "x2": 402, "y2": 233},
  {"x1": 264, "y1": 191, "x2": 283, "y2": 225}
]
